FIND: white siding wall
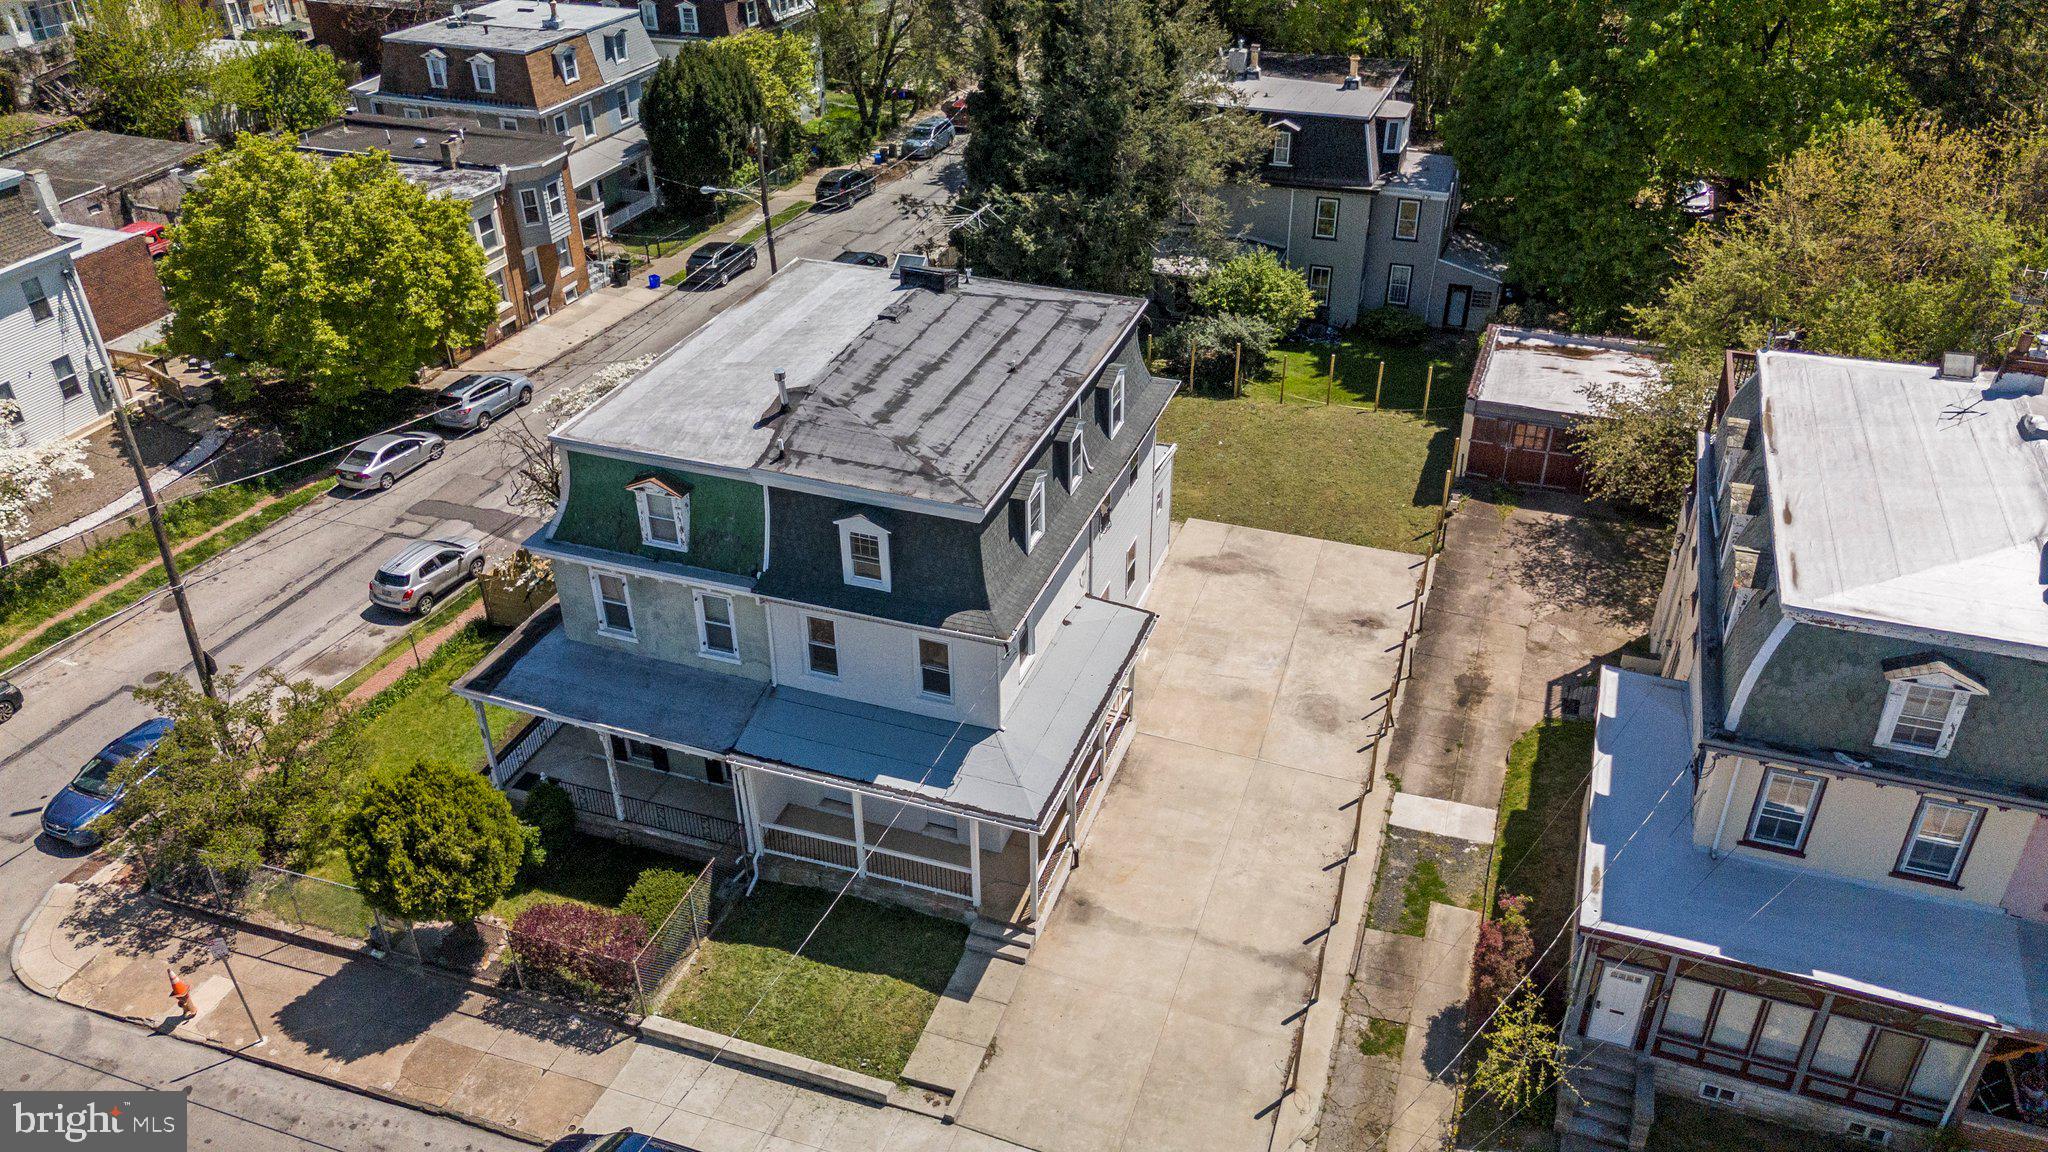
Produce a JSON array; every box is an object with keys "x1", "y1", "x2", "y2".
[
  {"x1": 762, "y1": 601, "x2": 1005, "y2": 728},
  {"x1": 1, "y1": 250, "x2": 113, "y2": 446}
]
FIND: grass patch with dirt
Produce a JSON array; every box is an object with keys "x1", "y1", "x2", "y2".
[
  {"x1": 662, "y1": 881, "x2": 968, "y2": 1079},
  {"x1": 741, "y1": 200, "x2": 813, "y2": 243},
  {"x1": 349, "y1": 619, "x2": 520, "y2": 782},
  {"x1": 1358, "y1": 1017, "x2": 1408, "y2": 1059},
  {"x1": 1397, "y1": 856, "x2": 1453, "y2": 935},
  {"x1": 1493, "y1": 720, "x2": 1596, "y2": 991}
]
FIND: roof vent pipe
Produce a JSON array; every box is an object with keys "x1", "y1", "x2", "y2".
[
  {"x1": 543, "y1": 0, "x2": 559, "y2": 28},
  {"x1": 1344, "y1": 54, "x2": 1361, "y2": 89},
  {"x1": 1247, "y1": 42, "x2": 1261, "y2": 76},
  {"x1": 774, "y1": 368, "x2": 789, "y2": 409}
]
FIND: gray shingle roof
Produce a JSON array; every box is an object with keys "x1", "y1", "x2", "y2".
[
  {"x1": 1, "y1": 130, "x2": 207, "y2": 191},
  {"x1": 384, "y1": 0, "x2": 635, "y2": 51},
  {"x1": 0, "y1": 179, "x2": 63, "y2": 269},
  {"x1": 300, "y1": 113, "x2": 568, "y2": 171}
]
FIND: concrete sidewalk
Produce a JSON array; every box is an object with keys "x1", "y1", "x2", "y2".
[{"x1": 13, "y1": 866, "x2": 1031, "y2": 1151}]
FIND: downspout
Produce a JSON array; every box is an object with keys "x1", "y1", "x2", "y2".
[{"x1": 1708, "y1": 754, "x2": 1741, "y2": 858}]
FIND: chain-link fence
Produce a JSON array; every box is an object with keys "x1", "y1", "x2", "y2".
[{"x1": 136, "y1": 852, "x2": 416, "y2": 955}]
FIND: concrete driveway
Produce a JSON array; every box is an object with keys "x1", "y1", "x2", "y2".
[{"x1": 956, "y1": 520, "x2": 1415, "y2": 1152}]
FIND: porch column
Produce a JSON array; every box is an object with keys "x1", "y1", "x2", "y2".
[
  {"x1": 474, "y1": 702, "x2": 500, "y2": 783},
  {"x1": 1027, "y1": 831, "x2": 1042, "y2": 921},
  {"x1": 1942, "y1": 1031, "x2": 1994, "y2": 1126},
  {"x1": 968, "y1": 819, "x2": 983, "y2": 909},
  {"x1": 1643, "y1": 951, "x2": 1684, "y2": 1042},
  {"x1": 732, "y1": 765, "x2": 764, "y2": 858},
  {"x1": 600, "y1": 733, "x2": 625, "y2": 821},
  {"x1": 850, "y1": 790, "x2": 867, "y2": 877},
  {"x1": 1789, "y1": 991, "x2": 1837, "y2": 1094}
]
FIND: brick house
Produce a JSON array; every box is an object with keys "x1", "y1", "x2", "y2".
[
  {"x1": 301, "y1": 113, "x2": 591, "y2": 338},
  {"x1": 617, "y1": 0, "x2": 813, "y2": 56},
  {"x1": 350, "y1": 0, "x2": 660, "y2": 239}
]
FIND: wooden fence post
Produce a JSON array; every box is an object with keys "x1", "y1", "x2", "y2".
[
  {"x1": 1147, "y1": 333, "x2": 1154, "y2": 366},
  {"x1": 1278, "y1": 354, "x2": 1287, "y2": 404},
  {"x1": 1191, "y1": 337, "x2": 1201, "y2": 390},
  {"x1": 1374, "y1": 361, "x2": 1385, "y2": 409},
  {"x1": 1325, "y1": 352, "x2": 1335, "y2": 406},
  {"x1": 1422, "y1": 364, "x2": 1435, "y2": 412},
  {"x1": 1233, "y1": 343, "x2": 1243, "y2": 397}
]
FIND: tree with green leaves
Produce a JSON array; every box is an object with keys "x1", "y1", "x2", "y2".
[
  {"x1": 1192, "y1": 250, "x2": 1315, "y2": 332},
  {"x1": 642, "y1": 44, "x2": 768, "y2": 217},
  {"x1": 161, "y1": 135, "x2": 495, "y2": 408},
  {"x1": 72, "y1": 0, "x2": 222, "y2": 139},
  {"x1": 1577, "y1": 118, "x2": 2048, "y2": 515},
  {"x1": 815, "y1": 0, "x2": 963, "y2": 139},
  {"x1": 211, "y1": 40, "x2": 352, "y2": 137},
  {"x1": 1470, "y1": 989, "x2": 1563, "y2": 1113},
  {"x1": 725, "y1": 29, "x2": 816, "y2": 131},
  {"x1": 961, "y1": 0, "x2": 1266, "y2": 295},
  {"x1": 342, "y1": 760, "x2": 533, "y2": 925},
  {"x1": 107, "y1": 670, "x2": 363, "y2": 880}
]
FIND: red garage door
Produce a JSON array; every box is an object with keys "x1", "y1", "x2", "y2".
[{"x1": 1463, "y1": 417, "x2": 1586, "y2": 493}]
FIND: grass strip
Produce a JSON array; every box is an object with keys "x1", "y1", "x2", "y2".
[
  {"x1": 1397, "y1": 856, "x2": 1452, "y2": 936},
  {"x1": 739, "y1": 201, "x2": 813, "y2": 244}
]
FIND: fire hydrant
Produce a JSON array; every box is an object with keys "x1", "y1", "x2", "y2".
[{"x1": 168, "y1": 968, "x2": 194, "y2": 1017}]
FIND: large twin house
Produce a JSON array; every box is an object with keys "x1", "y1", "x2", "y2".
[
  {"x1": 1571, "y1": 349, "x2": 2048, "y2": 1150},
  {"x1": 457, "y1": 259, "x2": 1177, "y2": 924}
]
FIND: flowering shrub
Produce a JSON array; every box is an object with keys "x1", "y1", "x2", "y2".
[
  {"x1": 1468, "y1": 892, "x2": 1535, "y2": 1020},
  {"x1": 508, "y1": 902, "x2": 646, "y2": 994}
]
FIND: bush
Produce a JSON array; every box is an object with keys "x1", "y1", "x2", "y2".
[
  {"x1": 620, "y1": 868, "x2": 698, "y2": 933},
  {"x1": 1191, "y1": 250, "x2": 1317, "y2": 332},
  {"x1": 1354, "y1": 306, "x2": 1430, "y2": 346},
  {"x1": 1469, "y1": 892, "x2": 1535, "y2": 1020},
  {"x1": 802, "y1": 109, "x2": 872, "y2": 167},
  {"x1": 1156, "y1": 313, "x2": 1281, "y2": 391},
  {"x1": 341, "y1": 760, "x2": 531, "y2": 924},
  {"x1": 521, "y1": 780, "x2": 577, "y2": 872},
  {"x1": 508, "y1": 902, "x2": 646, "y2": 993}
]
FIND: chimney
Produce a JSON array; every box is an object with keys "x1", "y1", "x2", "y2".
[
  {"x1": 1247, "y1": 42, "x2": 1261, "y2": 76},
  {"x1": 439, "y1": 131, "x2": 462, "y2": 169},
  {"x1": 774, "y1": 368, "x2": 789, "y2": 410},
  {"x1": 1344, "y1": 54, "x2": 1361, "y2": 89},
  {"x1": 27, "y1": 170, "x2": 63, "y2": 223}
]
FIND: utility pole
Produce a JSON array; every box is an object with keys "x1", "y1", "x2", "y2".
[
  {"x1": 111, "y1": 381, "x2": 215, "y2": 698},
  {"x1": 752, "y1": 124, "x2": 779, "y2": 275}
]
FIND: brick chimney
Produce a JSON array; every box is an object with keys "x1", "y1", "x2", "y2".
[
  {"x1": 439, "y1": 130, "x2": 463, "y2": 169},
  {"x1": 1247, "y1": 42, "x2": 1261, "y2": 76},
  {"x1": 1343, "y1": 54, "x2": 1361, "y2": 89}
]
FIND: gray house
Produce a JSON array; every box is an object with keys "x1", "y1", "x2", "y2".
[
  {"x1": 1569, "y1": 349, "x2": 2048, "y2": 1151},
  {"x1": 1211, "y1": 46, "x2": 1501, "y2": 330},
  {"x1": 456, "y1": 259, "x2": 1178, "y2": 927}
]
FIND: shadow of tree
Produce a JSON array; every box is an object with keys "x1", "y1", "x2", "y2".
[
  {"x1": 468, "y1": 994, "x2": 629, "y2": 1054},
  {"x1": 272, "y1": 957, "x2": 471, "y2": 1062},
  {"x1": 1420, "y1": 997, "x2": 1471, "y2": 1080},
  {"x1": 61, "y1": 882, "x2": 213, "y2": 965},
  {"x1": 1501, "y1": 507, "x2": 1670, "y2": 632}
]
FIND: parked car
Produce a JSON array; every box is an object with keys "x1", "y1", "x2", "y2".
[
  {"x1": 40, "y1": 718, "x2": 175, "y2": 847},
  {"x1": 119, "y1": 221, "x2": 169, "y2": 258},
  {"x1": 543, "y1": 1131, "x2": 696, "y2": 1152},
  {"x1": 833, "y1": 250, "x2": 890, "y2": 268},
  {"x1": 370, "y1": 536, "x2": 485, "y2": 615},
  {"x1": 814, "y1": 167, "x2": 876, "y2": 210},
  {"x1": 682, "y1": 241, "x2": 758, "y2": 289},
  {"x1": 902, "y1": 115, "x2": 956, "y2": 159},
  {"x1": 942, "y1": 94, "x2": 971, "y2": 132},
  {"x1": 0, "y1": 679, "x2": 20, "y2": 723},
  {"x1": 334, "y1": 431, "x2": 445, "y2": 491},
  {"x1": 431, "y1": 372, "x2": 533, "y2": 433}
]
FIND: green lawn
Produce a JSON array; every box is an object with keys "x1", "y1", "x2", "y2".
[
  {"x1": 740, "y1": 200, "x2": 813, "y2": 244},
  {"x1": 1246, "y1": 337, "x2": 1472, "y2": 413},
  {"x1": 1493, "y1": 720, "x2": 1596, "y2": 995},
  {"x1": 1359, "y1": 1017, "x2": 1408, "y2": 1059},
  {"x1": 1397, "y1": 856, "x2": 1453, "y2": 936},
  {"x1": 493, "y1": 836, "x2": 683, "y2": 921},
  {"x1": 352, "y1": 621, "x2": 521, "y2": 782},
  {"x1": 662, "y1": 882, "x2": 968, "y2": 1080}
]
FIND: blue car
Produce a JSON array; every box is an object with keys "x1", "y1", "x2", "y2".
[{"x1": 41, "y1": 717, "x2": 174, "y2": 847}]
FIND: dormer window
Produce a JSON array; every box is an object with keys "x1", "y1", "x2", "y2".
[
  {"x1": 676, "y1": 2, "x2": 698, "y2": 32},
  {"x1": 1108, "y1": 368, "x2": 1126, "y2": 436},
  {"x1": 1270, "y1": 125, "x2": 1293, "y2": 167},
  {"x1": 555, "y1": 45, "x2": 580, "y2": 83},
  {"x1": 603, "y1": 29, "x2": 629, "y2": 62},
  {"x1": 639, "y1": 0, "x2": 657, "y2": 29},
  {"x1": 1059, "y1": 420, "x2": 1088, "y2": 491},
  {"x1": 1874, "y1": 656, "x2": 1987, "y2": 758},
  {"x1": 1379, "y1": 117, "x2": 1406, "y2": 154},
  {"x1": 1025, "y1": 475, "x2": 1046, "y2": 551},
  {"x1": 470, "y1": 54, "x2": 496, "y2": 93},
  {"x1": 628, "y1": 477, "x2": 689, "y2": 552},
  {"x1": 423, "y1": 49, "x2": 448, "y2": 88},
  {"x1": 836, "y1": 513, "x2": 890, "y2": 591}
]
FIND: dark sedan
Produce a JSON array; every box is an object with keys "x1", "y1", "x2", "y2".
[
  {"x1": 833, "y1": 250, "x2": 890, "y2": 268},
  {"x1": 682, "y1": 241, "x2": 758, "y2": 289},
  {"x1": 814, "y1": 167, "x2": 876, "y2": 210},
  {"x1": 0, "y1": 678, "x2": 20, "y2": 723},
  {"x1": 543, "y1": 1131, "x2": 697, "y2": 1152}
]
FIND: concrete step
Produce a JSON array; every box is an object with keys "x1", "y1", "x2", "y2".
[
  {"x1": 1563, "y1": 1111, "x2": 1630, "y2": 1147},
  {"x1": 1579, "y1": 1043, "x2": 1638, "y2": 1075},
  {"x1": 1559, "y1": 1130, "x2": 1629, "y2": 1152},
  {"x1": 969, "y1": 917, "x2": 1036, "y2": 947},
  {"x1": 1567, "y1": 1073, "x2": 1634, "y2": 1112},
  {"x1": 1573, "y1": 1094, "x2": 1631, "y2": 1130}
]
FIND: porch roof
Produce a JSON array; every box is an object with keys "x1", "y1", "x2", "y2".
[
  {"x1": 453, "y1": 604, "x2": 766, "y2": 755},
  {"x1": 732, "y1": 596, "x2": 1153, "y2": 827},
  {"x1": 1584, "y1": 667, "x2": 2048, "y2": 1035}
]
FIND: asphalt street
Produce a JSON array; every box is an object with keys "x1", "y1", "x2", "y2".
[{"x1": 0, "y1": 146, "x2": 965, "y2": 1149}]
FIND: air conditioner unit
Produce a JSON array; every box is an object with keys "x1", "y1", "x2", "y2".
[
  {"x1": 1697, "y1": 1083, "x2": 1741, "y2": 1105},
  {"x1": 1844, "y1": 1120, "x2": 1892, "y2": 1146}
]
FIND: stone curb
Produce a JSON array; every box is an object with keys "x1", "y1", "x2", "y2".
[
  {"x1": 8, "y1": 880, "x2": 70, "y2": 998},
  {"x1": 638, "y1": 1014, "x2": 894, "y2": 1104}
]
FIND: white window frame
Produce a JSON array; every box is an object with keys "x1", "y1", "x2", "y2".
[
  {"x1": 1108, "y1": 368, "x2": 1126, "y2": 436},
  {"x1": 1380, "y1": 117, "x2": 1406, "y2": 154},
  {"x1": 473, "y1": 207, "x2": 501, "y2": 252},
  {"x1": 1308, "y1": 264, "x2": 1332, "y2": 307},
  {"x1": 742, "y1": 0, "x2": 759, "y2": 24},
  {"x1": 544, "y1": 179, "x2": 566, "y2": 218},
  {"x1": 1895, "y1": 798, "x2": 1981, "y2": 883},
  {"x1": 523, "y1": 246, "x2": 543, "y2": 288},
  {"x1": 676, "y1": 2, "x2": 698, "y2": 32},
  {"x1": 579, "y1": 101, "x2": 596, "y2": 136},
  {"x1": 1062, "y1": 432, "x2": 1088, "y2": 491},
  {"x1": 1875, "y1": 675, "x2": 1978, "y2": 758},
  {"x1": 51, "y1": 355, "x2": 80, "y2": 398},
  {"x1": 591, "y1": 569, "x2": 635, "y2": 639},
  {"x1": 836, "y1": 514, "x2": 891, "y2": 592},
  {"x1": 1024, "y1": 475, "x2": 1046, "y2": 552},
  {"x1": 632, "y1": 483, "x2": 689, "y2": 551},
  {"x1": 638, "y1": 0, "x2": 657, "y2": 28},
  {"x1": 1270, "y1": 127, "x2": 1293, "y2": 167},
  {"x1": 1394, "y1": 197, "x2": 1421, "y2": 241},
  {"x1": 694, "y1": 589, "x2": 740, "y2": 662},
  {"x1": 1125, "y1": 540, "x2": 1139, "y2": 590},
  {"x1": 917, "y1": 637, "x2": 952, "y2": 700},
  {"x1": 1313, "y1": 196, "x2": 1339, "y2": 240},
  {"x1": 804, "y1": 615, "x2": 839, "y2": 678},
  {"x1": 519, "y1": 186, "x2": 544, "y2": 226},
  {"x1": 423, "y1": 48, "x2": 447, "y2": 89},
  {"x1": 555, "y1": 44, "x2": 579, "y2": 83},
  {"x1": 499, "y1": 115, "x2": 519, "y2": 130},
  {"x1": 471, "y1": 54, "x2": 496, "y2": 93},
  {"x1": 1385, "y1": 263, "x2": 1413, "y2": 307},
  {"x1": 1744, "y1": 768, "x2": 1822, "y2": 852}
]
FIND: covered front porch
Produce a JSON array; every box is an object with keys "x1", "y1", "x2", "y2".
[{"x1": 490, "y1": 720, "x2": 745, "y2": 853}]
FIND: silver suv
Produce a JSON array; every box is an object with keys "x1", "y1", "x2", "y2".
[
  {"x1": 335, "y1": 432, "x2": 444, "y2": 491},
  {"x1": 432, "y1": 373, "x2": 534, "y2": 433},
  {"x1": 902, "y1": 115, "x2": 956, "y2": 159},
  {"x1": 369, "y1": 537, "x2": 485, "y2": 615}
]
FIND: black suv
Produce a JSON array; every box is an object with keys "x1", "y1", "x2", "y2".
[
  {"x1": 814, "y1": 167, "x2": 877, "y2": 210},
  {"x1": 682, "y1": 241, "x2": 758, "y2": 289}
]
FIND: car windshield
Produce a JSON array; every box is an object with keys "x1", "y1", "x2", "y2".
[
  {"x1": 374, "y1": 569, "x2": 411, "y2": 587},
  {"x1": 69, "y1": 754, "x2": 125, "y2": 798},
  {"x1": 688, "y1": 250, "x2": 716, "y2": 264},
  {"x1": 341, "y1": 451, "x2": 375, "y2": 469}
]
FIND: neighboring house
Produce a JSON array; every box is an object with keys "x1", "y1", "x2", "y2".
[
  {"x1": 0, "y1": 130, "x2": 210, "y2": 227},
  {"x1": 1212, "y1": 45, "x2": 1500, "y2": 331},
  {"x1": 301, "y1": 112, "x2": 590, "y2": 335},
  {"x1": 351, "y1": 0, "x2": 660, "y2": 239},
  {"x1": 1454, "y1": 325, "x2": 1661, "y2": 495},
  {"x1": 306, "y1": 0, "x2": 455, "y2": 75},
  {"x1": 0, "y1": 0, "x2": 81, "y2": 49},
  {"x1": 1577, "y1": 348, "x2": 2048, "y2": 1150},
  {"x1": 607, "y1": 0, "x2": 814, "y2": 56},
  {"x1": 454, "y1": 259, "x2": 1179, "y2": 925},
  {"x1": 0, "y1": 168, "x2": 119, "y2": 447},
  {"x1": 64, "y1": 221, "x2": 168, "y2": 345},
  {"x1": 207, "y1": 0, "x2": 306, "y2": 37}
]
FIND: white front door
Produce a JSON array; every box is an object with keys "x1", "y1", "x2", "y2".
[{"x1": 1586, "y1": 965, "x2": 1652, "y2": 1048}]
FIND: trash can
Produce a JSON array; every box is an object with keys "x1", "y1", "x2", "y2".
[
  {"x1": 647, "y1": 272, "x2": 662, "y2": 290},
  {"x1": 610, "y1": 256, "x2": 631, "y2": 287}
]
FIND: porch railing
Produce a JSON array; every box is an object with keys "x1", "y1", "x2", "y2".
[
  {"x1": 549, "y1": 774, "x2": 743, "y2": 848},
  {"x1": 498, "y1": 717, "x2": 561, "y2": 782},
  {"x1": 761, "y1": 820, "x2": 975, "y2": 901},
  {"x1": 762, "y1": 822, "x2": 859, "y2": 872}
]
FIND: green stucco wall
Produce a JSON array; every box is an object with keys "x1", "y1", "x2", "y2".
[{"x1": 552, "y1": 450, "x2": 764, "y2": 577}]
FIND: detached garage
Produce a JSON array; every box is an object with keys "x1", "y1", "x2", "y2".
[{"x1": 1455, "y1": 325, "x2": 1661, "y2": 494}]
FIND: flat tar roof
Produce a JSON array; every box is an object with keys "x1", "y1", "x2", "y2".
[{"x1": 1468, "y1": 326, "x2": 1661, "y2": 423}]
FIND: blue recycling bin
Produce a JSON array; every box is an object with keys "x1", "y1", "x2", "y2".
[{"x1": 647, "y1": 273, "x2": 661, "y2": 289}]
